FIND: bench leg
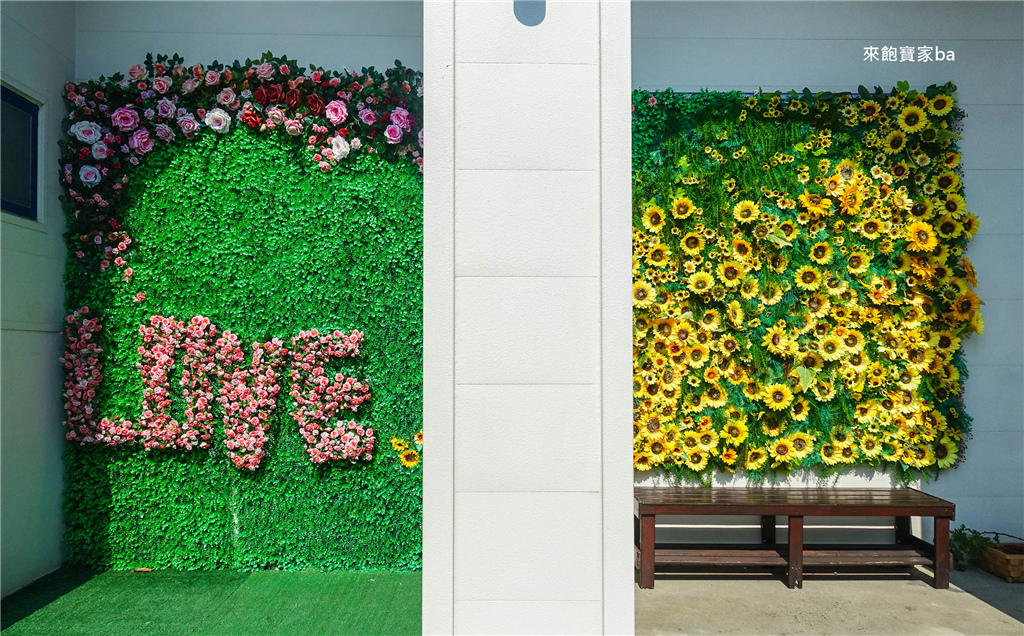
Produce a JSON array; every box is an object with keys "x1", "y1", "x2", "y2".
[
  {"x1": 787, "y1": 515, "x2": 803, "y2": 589},
  {"x1": 761, "y1": 515, "x2": 776, "y2": 545},
  {"x1": 934, "y1": 517, "x2": 950, "y2": 589},
  {"x1": 639, "y1": 513, "x2": 656, "y2": 589},
  {"x1": 895, "y1": 516, "x2": 912, "y2": 544}
]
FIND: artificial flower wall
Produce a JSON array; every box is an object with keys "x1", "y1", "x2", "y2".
[
  {"x1": 631, "y1": 82, "x2": 980, "y2": 484},
  {"x1": 60, "y1": 54, "x2": 423, "y2": 570}
]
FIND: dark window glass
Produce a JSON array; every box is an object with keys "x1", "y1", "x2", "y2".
[{"x1": 1, "y1": 85, "x2": 39, "y2": 220}]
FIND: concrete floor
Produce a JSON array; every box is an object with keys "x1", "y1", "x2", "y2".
[{"x1": 636, "y1": 568, "x2": 1023, "y2": 635}]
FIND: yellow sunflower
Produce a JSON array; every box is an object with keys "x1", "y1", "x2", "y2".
[
  {"x1": 733, "y1": 200, "x2": 760, "y2": 224},
  {"x1": 671, "y1": 196, "x2": 695, "y2": 219},
  {"x1": 681, "y1": 232, "x2": 705, "y2": 255},
  {"x1": 934, "y1": 438, "x2": 959, "y2": 468},
  {"x1": 860, "y1": 434, "x2": 883, "y2": 459},
  {"x1": 798, "y1": 190, "x2": 832, "y2": 217},
  {"x1": 794, "y1": 266, "x2": 822, "y2": 290},
  {"x1": 927, "y1": 94, "x2": 954, "y2": 116},
  {"x1": 717, "y1": 261, "x2": 744, "y2": 287},
  {"x1": 633, "y1": 280, "x2": 655, "y2": 307},
  {"x1": 819, "y1": 335, "x2": 845, "y2": 362},
  {"x1": 941, "y1": 193, "x2": 966, "y2": 218},
  {"x1": 642, "y1": 206, "x2": 666, "y2": 233},
  {"x1": 695, "y1": 429, "x2": 720, "y2": 451},
  {"x1": 763, "y1": 383, "x2": 794, "y2": 411},
  {"x1": 897, "y1": 105, "x2": 929, "y2": 133},
  {"x1": 809, "y1": 242, "x2": 833, "y2": 264},
  {"x1": 684, "y1": 450, "x2": 709, "y2": 472},
  {"x1": 882, "y1": 130, "x2": 907, "y2": 155},
  {"x1": 634, "y1": 451, "x2": 654, "y2": 472},
  {"x1": 790, "y1": 396, "x2": 810, "y2": 422},
  {"x1": 745, "y1": 448, "x2": 768, "y2": 470},
  {"x1": 769, "y1": 438, "x2": 795, "y2": 465},
  {"x1": 645, "y1": 243, "x2": 672, "y2": 268},
  {"x1": 847, "y1": 251, "x2": 871, "y2": 274},
  {"x1": 391, "y1": 437, "x2": 409, "y2": 452},
  {"x1": 906, "y1": 221, "x2": 938, "y2": 252},
  {"x1": 400, "y1": 449, "x2": 420, "y2": 468},
  {"x1": 788, "y1": 432, "x2": 815, "y2": 460},
  {"x1": 722, "y1": 420, "x2": 749, "y2": 446},
  {"x1": 415, "y1": 430, "x2": 424, "y2": 445},
  {"x1": 819, "y1": 443, "x2": 841, "y2": 465}
]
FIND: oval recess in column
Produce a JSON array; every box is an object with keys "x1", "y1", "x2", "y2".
[{"x1": 514, "y1": 0, "x2": 545, "y2": 26}]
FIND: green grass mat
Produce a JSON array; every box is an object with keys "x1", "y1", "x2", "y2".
[{"x1": 2, "y1": 569, "x2": 421, "y2": 636}]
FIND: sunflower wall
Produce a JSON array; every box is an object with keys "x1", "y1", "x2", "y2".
[
  {"x1": 631, "y1": 2, "x2": 1023, "y2": 539},
  {"x1": 632, "y1": 83, "x2": 980, "y2": 484}
]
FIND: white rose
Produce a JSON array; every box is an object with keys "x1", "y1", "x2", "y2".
[
  {"x1": 91, "y1": 142, "x2": 109, "y2": 160},
  {"x1": 331, "y1": 136, "x2": 351, "y2": 159},
  {"x1": 204, "y1": 108, "x2": 231, "y2": 133},
  {"x1": 70, "y1": 121, "x2": 103, "y2": 144},
  {"x1": 78, "y1": 165, "x2": 102, "y2": 187},
  {"x1": 284, "y1": 119, "x2": 303, "y2": 136}
]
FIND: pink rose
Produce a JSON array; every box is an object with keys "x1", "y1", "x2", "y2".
[
  {"x1": 129, "y1": 128, "x2": 153, "y2": 154},
  {"x1": 181, "y1": 78, "x2": 199, "y2": 95},
  {"x1": 156, "y1": 98, "x2": 176, "y2": 119},
  {"x1": 128, "y1": 64, "x2": 146, "y2": 80},
  {"x1": 205, "y1": 70, "x2": 220, "y2": 86},
  {"x1": 256, "y1": 63, "x2": 275, "y2": 80},
  {"x1": 78, "y1": 165, "x2": 101, "y2": 187},
  {"x1": 110, "y1": 107, "x2": 140, "y2": 132},
  {"x1": 154, "y1": 124, "x2": 174, "y2": 142},
  {"x1": 265, "y1": 107, "x2": 286, "y2": 125},
  {"x1": 324, "y1": 100, "x2": 348, "y2": 125},
  {"x1": 279, "y1": 64, "x2": 290, "y2": 76},
  {"x1": 284, "y1": 119, "x2": 303, "y2": 136},
  {"x1": 152, "y1": 76, "x2": 172, "y2": 94},
  {"x1": 358, "y1": 109, "x2": 376, "y2": 125},
  {"x1": 418, "y1": 129, "x2": 424, "y2": 148},
  {"x1": 384, "y1": 124, "x2": 402, "y2": 144},
  {"x1": 177, "y1": 114, "x2": 199, "y2": 134},
  {"x1": 390, "y1": 107, "x2": 412, "y2": 131},
  {"x1": 217, "y1": 88, "x2": 236, "y2": 106},
  {"x1": 90, "y1": 142, "x2": 109, "y2": 160}
]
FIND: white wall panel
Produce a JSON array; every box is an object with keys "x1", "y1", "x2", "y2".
[
  {"x1": 75, "y1": 1, "x2": 423, "y2": 78},
  {"x1": 455, "y1": 0, "x2": 599, "y2": 65},
  {"x1": 1, "y1": 0, "x2": 77, "y2": 597},
  {"x1": 454, "y1": 492, "x2": 603, "y2": 601},
  {"x1": 454, "y1": 63, "x2": 599, "y2": 171},
  {"x1": 454, "y1": 600, "x2": 603, "y2": 635},
  {"x1": 454, "y1": 277, "x2": 600, "y2": 385},
  {"x1": 455, "y1": 170, "x2": 600, "y2": 277}
]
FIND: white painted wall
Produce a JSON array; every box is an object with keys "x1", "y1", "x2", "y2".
[
  {"x1": 1, "y1": 0, "x2": 78, "y2": 597},
  {"x1": 632, "y1": 1, "x2": 1024, "y2": 543},
  {"x1": 424, "y1": 0, "x2": 634, "y2": 633},
  {"x1": 75, "y1": 1, "x2": 422, "y2": 80}
]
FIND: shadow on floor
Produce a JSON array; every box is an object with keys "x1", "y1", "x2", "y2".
[
  {"x1": 1, "y1": 566, "x2": 99, "y2": 631},
  {"x1": 951, "y1": 567, "x2": 1024, "y2": 623}
]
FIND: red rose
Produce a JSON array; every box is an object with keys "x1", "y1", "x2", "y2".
[
  {"x1": 241, "y1": 111, "x2": 262, "y2": 129},
  {"x1": 306, "y1": 94, "x2": 325, "y2": 116},
  {"x1": 266, "y1": 84, "x2": 284, "y2": 104},
  {"x1": 285, "y1": 89, "x2": 302, "y2": 110},
  {"x1": 253, "y1": 86, "x2": 268, "y2": 106}
]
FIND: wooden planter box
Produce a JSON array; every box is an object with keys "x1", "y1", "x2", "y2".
[{"x1": 982, "y1": 543, "x2": 1024, "y2": 583}]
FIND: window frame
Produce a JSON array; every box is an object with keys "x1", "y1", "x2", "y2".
[{"x1": 1, "y1": 84, "x2": 40, "y2": 221}]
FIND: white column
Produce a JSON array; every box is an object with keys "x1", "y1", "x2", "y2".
[{"x1": 424, "y1": 0, "x2": 633, "y2": 633}]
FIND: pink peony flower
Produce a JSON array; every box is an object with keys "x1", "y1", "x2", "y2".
[
  {"x1": 110, "y1": 107, "x2": 140, "y2": 132},
  {"x1": 384, "y1": 124, "x2": 403, "y2": 144},
  {"x1": 324, "y1": 100, "x2": 348, "y2": 125}
]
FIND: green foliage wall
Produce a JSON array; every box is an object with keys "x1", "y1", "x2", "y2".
[{"x1": 64, "y1": 126, "x2": 423, "y2": 570}]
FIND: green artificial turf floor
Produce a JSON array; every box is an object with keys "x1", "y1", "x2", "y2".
[{"x1": 1, "y1": 568, "x2": 421, "y2": 635}]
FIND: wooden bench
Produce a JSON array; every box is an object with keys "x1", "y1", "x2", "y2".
[{"x1": 634, "y1": 487, "x2": 955, "y2": 589}]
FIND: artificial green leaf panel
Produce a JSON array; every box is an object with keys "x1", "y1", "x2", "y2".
[
  {"x1": 64, "y1": 128, "x2": 422, "y2": 570},
  {"x1": 631, "y1": 84, "x2": 981, "y2": 485}
]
